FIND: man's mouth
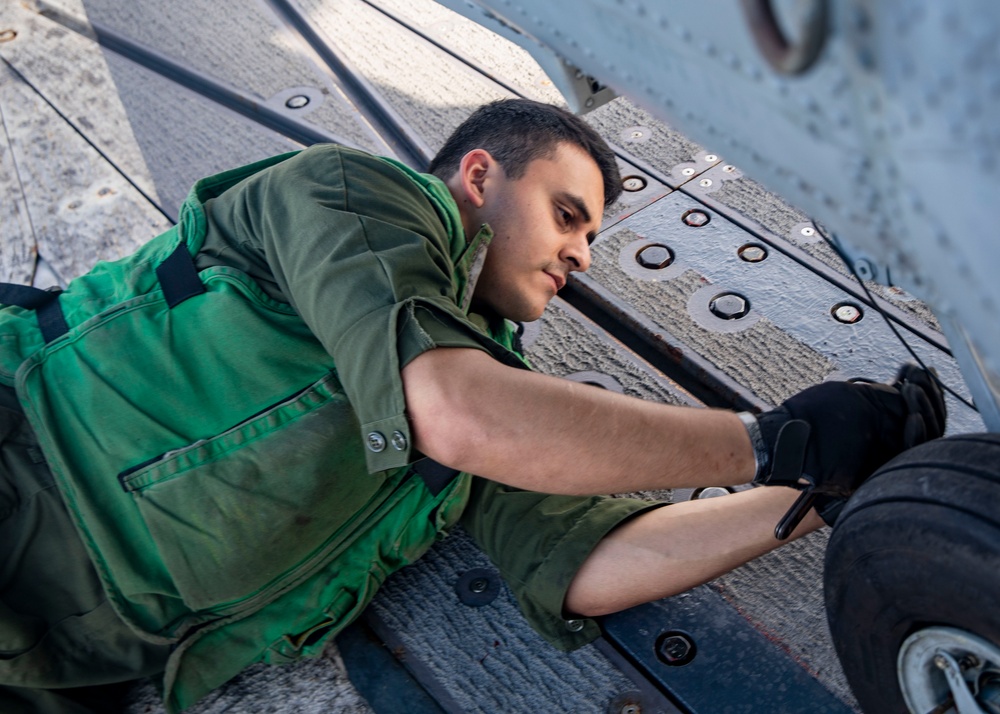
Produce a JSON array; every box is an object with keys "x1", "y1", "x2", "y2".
[{"x1": 545, "y1": 271, "x2": 566, "y2": 292}]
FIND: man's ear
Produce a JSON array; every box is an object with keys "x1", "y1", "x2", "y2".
[{"x1": 457, "y1": 149, "x2": 495, "y2": 209}]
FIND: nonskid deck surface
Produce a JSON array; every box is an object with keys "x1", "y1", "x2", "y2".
[{"x1": 0, "y1": 2, "x2": 979, "y2": 712}]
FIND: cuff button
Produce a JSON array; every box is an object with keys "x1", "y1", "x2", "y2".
[{"x1": 367, "y1": 432, "x2": 387, "y2": 452}]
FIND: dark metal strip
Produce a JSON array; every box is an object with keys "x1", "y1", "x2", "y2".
[{"x1": 263, "y1": 0, "x2": 433, "y2": 169}]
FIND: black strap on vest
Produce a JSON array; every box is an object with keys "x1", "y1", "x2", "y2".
[
  {"x1": 0, "y1": 284, "x2": 69, "y2": 343},
  {"x1": 412, "y1": 457, "x2": 461, "y2": 496},
  {"x1": 0, "y1": 244, "x2": 205, "y2": 344},
  {"x1": 156, "y1": 244, "x2": 206, "y2": 307}
]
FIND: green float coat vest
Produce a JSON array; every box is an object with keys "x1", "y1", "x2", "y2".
[{"x1": 0, "y1": 152, "x2": 516, "y2": 712}]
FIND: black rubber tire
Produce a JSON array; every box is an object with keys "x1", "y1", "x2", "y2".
[{"x1": 824, "y1": 433, "x2": 1000, "y2": 714}]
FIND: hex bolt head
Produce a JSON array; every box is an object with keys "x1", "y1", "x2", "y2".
[
  {"x1": 710, "y1": 292, "x2": 750, "y2": 320},
  {"x1": 682, "y1": 209, "x2": 710, "y2": 227},
  {"x1": 738, "y1": 244, "x2": 768, "y2": 262},
  {"x1": 285, "y1": 94, "x2": 310, "y2": 109},
  {"x1": 832, "y1": 302, "x2": 863, "y2": 324},
  {"x1": 636, "y1": 244, "x2": 673, "y2": 270},
  {"x1": 656, "y1": 632, "x2": 696, "y2": 666},
  {"x1": 621, "y1": 176, "x2": 647, "y2": 192}
]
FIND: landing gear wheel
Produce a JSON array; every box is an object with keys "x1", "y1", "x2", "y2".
[{"x1": 824, "y1": 434, "x2": 1000, "y2": 714}]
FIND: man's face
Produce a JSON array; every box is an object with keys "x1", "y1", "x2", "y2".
[{"x1": 471, "y1": 143, "x2": 604, "y2": 322}]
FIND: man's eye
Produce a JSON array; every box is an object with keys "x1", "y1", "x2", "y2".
[{"x1": 558, "y1": 207, "x2": 572, "y2": 224}]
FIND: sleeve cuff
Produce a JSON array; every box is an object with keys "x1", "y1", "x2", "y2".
[{"x1": 522, "y1": 498, "x2": 667, "y2": 651}]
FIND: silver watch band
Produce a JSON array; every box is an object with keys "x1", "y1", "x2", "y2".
[{"x1": 737, "y1": 411, "x2": 769, "y2": 481}]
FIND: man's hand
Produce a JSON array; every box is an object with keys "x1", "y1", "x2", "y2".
[{"x1": 747, "y1": 364, "x2": 946, "y2": 532}]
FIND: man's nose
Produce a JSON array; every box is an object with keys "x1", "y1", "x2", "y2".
[{"x1": 564, "y1": 233, "x2": 592, "y2": 272}]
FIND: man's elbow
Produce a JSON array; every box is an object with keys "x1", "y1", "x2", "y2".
[{"x1": 401, "y1": 348, "x2": 490, "y2": 469}]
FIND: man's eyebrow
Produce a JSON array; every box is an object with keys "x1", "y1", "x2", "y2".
[{"x1": 557, "y1": 191, "x2": 598, "y2": 243}]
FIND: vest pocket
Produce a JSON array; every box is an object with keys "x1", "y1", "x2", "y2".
[{"x1": 120, "y1": 372, "x2": 385, "y2": 612}]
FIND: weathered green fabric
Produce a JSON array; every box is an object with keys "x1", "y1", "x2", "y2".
[{"x1": 0, "y1": 145, "x2": 659, "y2": 711}]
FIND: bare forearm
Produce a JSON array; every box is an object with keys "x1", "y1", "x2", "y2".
[
  {"x1": 402, "y1": 348, "x2": 755, "y2": 494},
  {"x1": 564, "y1": 486, "x2": 823, "y2": 617}
]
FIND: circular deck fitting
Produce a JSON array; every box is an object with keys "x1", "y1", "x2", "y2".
[
  {"x1": 738, "y1": 243, "x2": 768, "y2": 262},
  {"x1": 693, "y1": 486, "x2": 733, "y2": 499},
  {"x1": 832, "y1": 302, "x2": 863, "y2": 323},
  {"x1": 564, "y1": 371, "x2": 625, "y2": 394},
  {"x1": 285, "y1": 94, "x2": 310, "y2": 109},
  {"x1": 621, "y1": 175, "x2": 647, "y2": 192},
  {"x1": 635, "y1": 244, "x2": 674, "y2": 270},
  {"x1": 456, "y1": 568, "x2": 501, "y2": 607},
  {"x1": 682, "y1": 209, "x2": 710, "y2": 227}
]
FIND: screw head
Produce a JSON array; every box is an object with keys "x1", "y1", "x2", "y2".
[
  {"x1": 704, "y1": 154, "x2": 718, "y2": 162},
  {"x1": 722, "y1": 164, "x2": 737, "y2": 173},
  {"x1": 285, "y1": 94, "x2": 310, "y2": 109},
  {"x1": 832, "y1": 303, "x2": 863, "y2": 323},
  {"x1": 682, "y1": 209, "x2": 710, "y2": 227},
  {"x1": 656, "y1": 632, "x2": 696, "y2": 666},
  {"x1": 622, "y1": 126, "x2": 649, "y2": 142},
  {"x1": 738, "y1": 244, "x2": 768, "y2": 262},
  {"x1": 934, "y1": 653, "x2": 949, "y2": 670},
  {"x1": 710, "y1": 292, "x2": 750, "y2": 320},
  {"x1": 636, "y1": 244, "x2": 673, "y2": 270},
  {"x1": 681, "y1": 167, "x2": 696, "y2": 176},
  {"x1": 800, "y1": 226, "x2": 816, "y2": 237},
  {"x1": 621, "y1": 175, "x2": 647, "y2": 192},
  {"x1": 699, "y1": 178, "x2": 713, "y2": 188}
]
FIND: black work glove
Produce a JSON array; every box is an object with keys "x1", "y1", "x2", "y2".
[{"x1": 744, "y1": 364, "x2": 945, "y2": 537}]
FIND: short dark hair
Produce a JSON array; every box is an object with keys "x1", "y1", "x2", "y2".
[{"x1": 429, "y1": 99, "x2": 622, "y2": 208}]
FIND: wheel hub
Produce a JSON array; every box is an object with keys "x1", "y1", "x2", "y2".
[{"x1": 898, "y1": 627, "x2": 1000, "y2": 714}]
